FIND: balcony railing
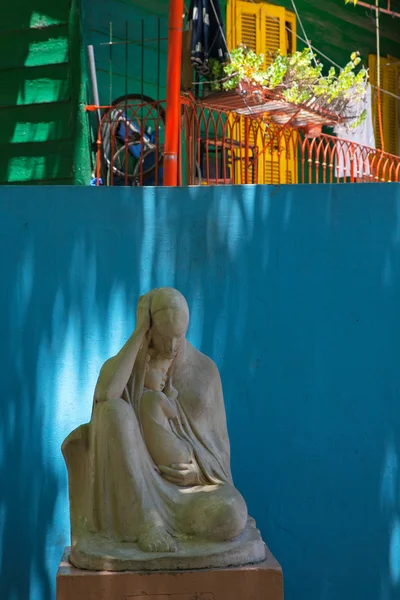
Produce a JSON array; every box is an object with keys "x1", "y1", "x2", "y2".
[{"x1": 89, "y1": 96, "x2": 400, "y2": 186}]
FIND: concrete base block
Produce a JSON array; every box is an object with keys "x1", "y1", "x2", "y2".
[{"x1": 56, "y1": 547, "x2": 283, "y2": 600}]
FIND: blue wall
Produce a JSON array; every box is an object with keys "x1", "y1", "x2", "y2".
[{"x1": 1, "y1": 184, "x2": 400, "y2": 600}]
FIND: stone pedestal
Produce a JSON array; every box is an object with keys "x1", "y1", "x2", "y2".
[{"x1": 56, "y1": 547, "x2": 283, "y2": 600}]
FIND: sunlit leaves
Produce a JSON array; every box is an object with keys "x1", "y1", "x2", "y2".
[{"x1": 208, "y1": 46, "x2": 368, "y2": 126}]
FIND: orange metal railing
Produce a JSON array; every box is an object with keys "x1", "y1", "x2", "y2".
[
  {"x1": 89, "y1": 99, "x2": 166, "y2": 187},
  {"x1": 89, "y1": 96, "x2": 400, "y2": 186}
]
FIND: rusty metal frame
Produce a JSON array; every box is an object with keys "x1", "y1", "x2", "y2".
[
  {"x1": 354, "y1": 0, "x2": 400, "y2": 18},
  {"x1": 89, "y1": 97, "x2": 400, "y2": 186}
]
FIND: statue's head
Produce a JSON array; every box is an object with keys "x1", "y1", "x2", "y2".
[{"x1": 148, "y1": 288, "x2": 189, "y2": 359}]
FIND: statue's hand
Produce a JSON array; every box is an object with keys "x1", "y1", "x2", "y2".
[
  {"x1": 158, "y1": 462, "x2": 201, "y2": 486},
  {"x1": 136, "y1": 294, "x2": 151, "y2": 334}
]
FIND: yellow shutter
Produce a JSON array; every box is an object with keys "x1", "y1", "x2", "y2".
[
  {"x1": 226, "y1": 0, "x2": 235, "y2": 49},
  {"x1": 237, "y1": 3, "x2": 259, "y2": 53},
  {"x1": 368, "y1": 53, "x2": 399, "y2": 155},
  {"x1": 260, "y1": 4, "x2": 286, "y2": 66},
  {"x1": 385, "y1": 56, "x2": 399, "y2": 156},
  {"x1": 227, "y1": 1, "x2": 296, "y2": 59}
]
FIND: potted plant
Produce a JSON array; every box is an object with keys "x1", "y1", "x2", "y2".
[{"x1": 205, "y1": 47, "x2": 368, "y2": 135}]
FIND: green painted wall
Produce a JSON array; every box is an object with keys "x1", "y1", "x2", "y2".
[
  {"x1": 83, "y1": 0, "x2": 169, "y2": 105},
  {"x1": 263, "y1": 0, "x2": 400, "y2": 67},
  {"x1": 0, "y1": 0, "x2": 91, "y2": 185},
  {"x1": 84, "y1": 0, "x2": 400, "y2": 107}
]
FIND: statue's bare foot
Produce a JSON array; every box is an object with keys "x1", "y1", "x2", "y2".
[{"x1": 138, "y1": 525, "x2": 177, "y2": 553}]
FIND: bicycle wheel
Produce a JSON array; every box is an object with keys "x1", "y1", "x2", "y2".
[
  {"x1": 101, "y1": 95, "x2": 165, "y2": 186},
  {"x1": 107, "y1": 142, "x2": 162, "y2": 186},
  {"x1": 111, "y1": 94, "x2": 165, "y2": 124}
]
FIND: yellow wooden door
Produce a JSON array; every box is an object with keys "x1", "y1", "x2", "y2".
[
  {"x1": 384, "y1": 55, "x2": 399, "y2": 156},
  {"x1": 227, "y1": 0, "x2": 259, "y2": 183},
  {"x1": 260, "y1": 3, "x2": 297, "y2": 183},
  {"x1": 369, "y1": 53, "x2": 399, "y2": 154},
  {"x1": 227, "y1": 0, "x2": 298, "y2": 184},
  {"x1": 368, "y1": 54, "x2": 399, "y2": 179},
  {"x1": 368, "y1": 54, "x2": 382, "y2": 150}
]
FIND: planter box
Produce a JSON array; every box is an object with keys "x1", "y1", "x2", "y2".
[{"x1": 201, "y1": 81, "x2": 347, "y2": 137}]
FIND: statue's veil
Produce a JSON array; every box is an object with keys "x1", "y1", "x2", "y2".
[{"x1": 127, "y1": 287, "x2": 186, "y2": 424}]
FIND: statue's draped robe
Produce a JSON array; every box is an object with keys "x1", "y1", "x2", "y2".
[{"x1": 87, "y1": 340, "x2": 234, "y2": 541}]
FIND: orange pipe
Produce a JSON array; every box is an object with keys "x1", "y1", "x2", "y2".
[{"x1": 164, "y1": 0, "x2": 184, "y2": 186}]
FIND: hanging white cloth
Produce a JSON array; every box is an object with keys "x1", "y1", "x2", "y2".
[{"x1": 333, "y1": 84, "x2": 376, "y2": 179}]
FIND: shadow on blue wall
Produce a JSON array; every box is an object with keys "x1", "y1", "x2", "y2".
[{"x1": 1, "y1": 184, "x2": 400, "y2": 600}]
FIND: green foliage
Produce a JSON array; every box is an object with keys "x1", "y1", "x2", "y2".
[
  {"x1": 208, "y1": 46, "x2": 368, "y2": 125},
  {"x1": 349, "y1": 108, "x2": 367, "y2": 129},
  {"x1": 207, "y1": 60, "x2": 223, "y2": 91}
]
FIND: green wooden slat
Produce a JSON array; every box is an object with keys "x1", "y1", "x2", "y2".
[
  {"x1": 0, "y1": 0, "x2": 92, "y2": 185},
  {"x1": 0, "y1": 103, "x2": 72, "y2": 144},
  {"x1": 0, "y1": 64, "x2": 70, "y2": 107},
  {"x1": 1, "y1": 0, "x2": 67, "y2": 9},
  {"x1": 0, "y1": 25, "x2": 69, "y2": 70},
  {"x1": 69, "y1": 0, "x2": 92, "y2": 185},
  {"x1": 4, "y1": 178, "x2": 74, "y2": 185},
  {"x1": 0, "y1": 139, "x2": 74, "y2": 182},
  {"x1": 0, "y1": 5, "x2": 69, "y2": 34}
]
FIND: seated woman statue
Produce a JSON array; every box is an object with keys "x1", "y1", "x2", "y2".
[{"x1": 62, "y1": 287, "x2": 264, "y2": 569}]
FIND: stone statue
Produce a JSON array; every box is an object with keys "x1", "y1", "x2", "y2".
[{"x1": 62, "y1": 288, "x2": 265, "y2": 570}]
